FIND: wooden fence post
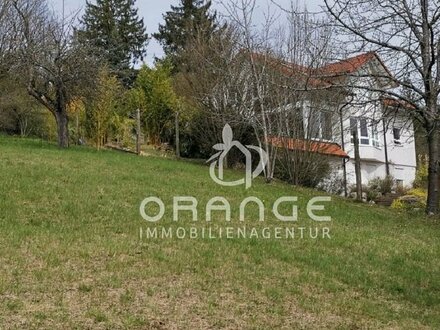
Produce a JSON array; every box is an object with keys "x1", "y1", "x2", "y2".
[
  {"x1": 136, "y1": 108, "x2": 141, "y2": 155},
  {"x1": 175, "y1": 111, "x2": 180, "y2": 158}
]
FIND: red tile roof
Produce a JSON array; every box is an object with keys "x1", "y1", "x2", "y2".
[
  {"x1": 317, "y1": 52, "x2": 377, "y2": 75},
  {"x1": 317, "y1": 53, "x2": 396, "y2": 88},
  {"x1": 248, "y1": 51, "x2": 391, "y2": 87},
  {"x1": 382, "y1": 98, "x2": 416, "y2": 110},
  {"x1": 267, "y1": 136, "x2": 349, "y2": 158},
  {"x1": 249, "y1": 53, "x2": 331, "y2": 88}
]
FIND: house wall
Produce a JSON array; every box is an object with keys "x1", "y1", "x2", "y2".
[
  {"x1": 298, "y1": 63, "x2": 417, "y2": 188},
  {"x1": 338, "y1": 100, "x2": 417, "y2": 187},
  {"x1": 343, "y1": 160, "x2": 416, "y2": 187},
  {"x1": 281, "y1": 56, "x2": 418, "y2": 190},
  {"x1": 329, "y1": 156, "x2": 416, "y2": 190}
]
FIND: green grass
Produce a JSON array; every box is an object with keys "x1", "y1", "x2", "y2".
[{"x1": 0, "y1": 136, "x2": 439, "y2": 329}]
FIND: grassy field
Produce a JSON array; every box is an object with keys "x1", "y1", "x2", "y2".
[{"x1": 0, "y1": 136, "x2": 439, "y2": 329}]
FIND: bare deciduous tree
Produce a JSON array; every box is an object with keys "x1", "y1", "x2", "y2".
[
  {"x1": 323, "y1": 0, "x2": 440, "y2": 214},
  {"x1": 0, "y1": 0, "x2": 14, "y2": 74},
  {"x1": 222, "y1": 0, "x2": 345, "y2": 184},
  {"x1": 179, "y1": 0, "x2": 347, "y2": 185},
  {"x1": 9, "y1": 0, "x2": 97, "y2": 148}
]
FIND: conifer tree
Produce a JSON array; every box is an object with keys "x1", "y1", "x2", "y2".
[
  {"x1": 79, "y1": 0, "x2": 148, "y2": 85},
  {"x1": 154, "y1": 0, "x2": 217, "y2": 68}
]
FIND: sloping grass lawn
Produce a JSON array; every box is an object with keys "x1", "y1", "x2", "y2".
[{"x1": 0, "y1": 136, "x2": 439, "y2": 329}]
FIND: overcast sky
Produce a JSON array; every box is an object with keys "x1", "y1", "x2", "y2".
[{"x1": 50, "y1": 0, "x2": 323, "y2": 65}]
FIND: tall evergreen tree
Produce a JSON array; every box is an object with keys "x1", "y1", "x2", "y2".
[
  {"x1": 79, "y1": 0, "x2": 149, "y2": 85},
  {"x1": 154, "y1": 0, "x2": 217, "y2": 67}
]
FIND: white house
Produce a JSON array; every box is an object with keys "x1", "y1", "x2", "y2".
[
  {"x1": 342, "y1": 99, "x2": 417, "y2": 187},
  {"x1": 267, "y1": 52, "x2": 417, "y2": 188},
  {"x1": 323, "y1": 53, "x2": 417, "y2": 187}
]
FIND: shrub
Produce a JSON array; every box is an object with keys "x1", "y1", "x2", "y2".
[
  {"x1": 275, "y1": 152, "x2": 331, "y2": 189},
  {"x1": 391, "y1": 188, "x2": 427, "y2": 211},
  {"x1": 317, "y1": 173, "x2": 345, "y2": 195},
  {"x1": 395, "y1": 184, "x2": 410, "y2": 196},
  {"x1": 366, "y1": 188, "x2": 381, "y2": 201},
  {"x1": 391, "y1": 198, "x2": 404, "y2": 210},
  {"x1": 413, "y1": 155, "x2": 428, "y2": 188},
  {"x1": 368, "y1": 175, "x2": 394, "y2": 195},
  {"x1": 358, "y1": 175, "x2": 396, "y2": 201},
  {"x1": 407, "y1": 188, "x2": 427, "y2": 201}
]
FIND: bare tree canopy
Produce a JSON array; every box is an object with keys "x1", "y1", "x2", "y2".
[
  {"x1": 176, "y1": 0, "x2": 347, "y2": 184},
  {"x1": 324, "y1": 0, "x2": 440, "y2": 214},
  {"x1": 4, "y1": 0, "x2": 98, "y2": 148},
  {"x1": 0, "y1": 0, "x2": 14, "y2": 70},
  {"x1": 217, "y1": 0, "x2": 343, "y2": 182}
]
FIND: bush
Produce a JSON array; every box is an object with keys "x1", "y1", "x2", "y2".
[
  {"x1": 356, "y1": 175, "x2": 396, "y2": 201},
  {"x1": 407, "y1": 188, "x2": 428, "y2": 201},
  {"x1": 395, "y1": 184, "x2": 410, "y2": 196},
  {"x1": 36, "y1": 111, "x2": 57, "y2": 142},
  {"x1": 275, "y1": 151, "x2": 331, "y2": 189},
  {"x1": 317, "y1": 173, "x2": 345, "y2": 195},
  {"x1": 365, "y1": 188, "x2": 381, "y2": 201},
  {"x1": 368, "y1": 175, "x2": 394, "y2": 195},
  {"x1": 413, "y1": 155, "x2": 428, "y2": 188},
  {"x1": 391, "y1": 188, "x2": 427, "y2": 211},
  {"x1": 391, "y1": 198, "x2": 404, "y2": 210}
]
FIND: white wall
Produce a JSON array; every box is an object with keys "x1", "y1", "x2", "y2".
[{"x1": 338, "y1": 101, "x2": 417, "y2": 187}]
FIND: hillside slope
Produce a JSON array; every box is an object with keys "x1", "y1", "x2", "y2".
[{"x1": 0, "y1": 136, "x2": 439, "y2": 329}]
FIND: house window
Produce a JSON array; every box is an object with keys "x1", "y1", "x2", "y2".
[
  {"x1": 307, "y1": 108, "x2": 333, "y2": 141},
  {"x1": 393, "y1": 127, "x2": 401, "y2": 144},
  {"x1": 350, "y1": 117, "x2": 369, "y2": 145},
  {"x1": 307, "y1": 108, "x2": 320, "y2": 139},
  {"x1": 359, "y1": 118, "x2": 369, "y2": 145},
  {"x1": 372, "y1": 124, "x2": 380, "y2": 147},
  {"x1": 321, "y1": 111, "x2": 333, "y2": 141}
]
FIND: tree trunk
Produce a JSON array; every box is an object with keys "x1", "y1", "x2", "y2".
[
  {"x1": 55, "y1": 110, "x2": 69, "y2": 148},
  {"x1": 426, "y1": 127, "x2": 439, "y2": 215},
  {"x1": 353, "y1": 129, "x2": 363, "y2": 201},
  {"x1": 383, "y1": 119, "x2": 390, "y2": 176}
]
